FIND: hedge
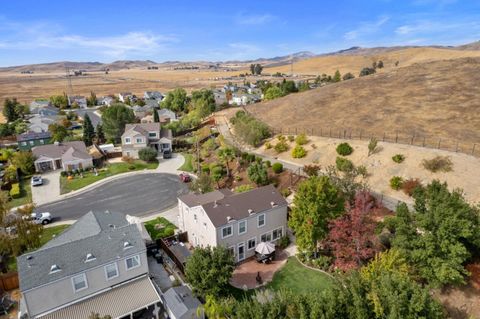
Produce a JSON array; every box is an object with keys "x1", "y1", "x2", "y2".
[{"x1": 10, "y1": 183, "x2": 21, "y2": 198}]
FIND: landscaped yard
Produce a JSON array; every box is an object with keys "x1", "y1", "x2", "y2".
[
  {"x1": 60, "y1": 160, "x2": 158, "y2": 194},
  {"x1": 144, "y1": 217, "x2": 177, "y2": 240},
  {"x1": 179, "y1": 153, "x2": 194, "y2": 172},
  {"x1": 6, "y1": 176, "x2": 32, "y2": 208}
]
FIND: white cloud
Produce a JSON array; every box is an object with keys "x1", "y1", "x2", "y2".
[
  {"x1": 235, "y1": 13, "x2": 275, "y2": 25},
  {"x1": 344, "y1": 16, "x2": 390, "y2": 40}
]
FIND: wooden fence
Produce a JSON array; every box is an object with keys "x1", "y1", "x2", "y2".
[
  {"x1": 157, "y1": 232, "x2": 189, "y2": 274},
  {"x1": 0, "y1": 272, "x2": 19, "y2": 291}
]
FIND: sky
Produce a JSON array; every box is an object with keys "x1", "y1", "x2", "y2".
[{"x1": 0, "y1": 0, "x2": 479, "y2": 66}]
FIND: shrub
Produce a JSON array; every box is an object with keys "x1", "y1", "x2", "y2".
[
  {"x1": 230, "y1": 111, "x2": 271, "y2": 146},
  {"x1": 122, "y1": 156, "x2": 135, "y2": 164},
  {"x1": 390, "y1": 176, "x2": 404, "y2": 190},
  {"x1": 336, "y1": 142, "x2": 353, "y2": 156},
  {"x1": 274, "y1": 140, "x2": 289, "y2": 153},
  {"x1": 264, "y1": 142, "x2": 272, "y2": 150},
  {"x1": 311, "y1": 143, "x2": 317, "y2": 149},
  {"x1": 287, "y1": 135, "x2": 295, "y2": 142},
  {"x1": 368, "y1": 137, "x2": 378, "y2": 156},
  {"x1": 264, "y1": 160, "x2": 271, "y2": 167},
  {"x1": 402, "y1": 178, "x2": 422, "y2": 196},
  {"x1": 10, "y1": 183, "x2": 21, "y2": 199},
  {"x1": 201, "y1": 164, "x2": 210, "y2": 173},
  {"x1": 291, "y1": 145, "x2": 307, "y2": 158},
  {"x1": 234, "y1": 175, "x2": 242, "y2": 181},
  {"x1": 310, "y1": 255, "x2": 333, "y2": 271},
  {"x1": 277, "y1": 134, "x2": 286, "y2": 142},
  {"x1": 303, "y1": 164, "x2": 321, "y2": 176},
  {"x1": 295, "y1": 133, "x2": 308, "y2": 145},
  {"x1": 272, "y1": 162, "x2": 283, "y2": 174},
  {"x1": 128, "y1": 165, "x2": 136, "y2": 170},
  {"x1": 356, "y1": 165, "x2": 368, "y2": 177},
  {"x1": 234, "y1": 184, "x2": 254, "y2": 193},
  {"x1": 277, "y1": 236, "x2": 290, "y2": 249},
  {"x1": 392, "y1": 154, "x2": 405, "y2": 163},
  {"x1": 138, "y1": 147, "x2": 158, "y2": 162},
  {"x1": 336, "y1": 156, "x2": 354, "y2": 172},
  {"x1": 422, "y1": 156, "x2": 453, "y2": 173},
  {"x1": 60, "y1": 171, "x2": 68, "y2": 177},
  {"x1": 281, "y1": 188, "x2": 292, "y2": 197},
  {"x1": 255, "y1": 156, "x2": 263, "y2": 163}
]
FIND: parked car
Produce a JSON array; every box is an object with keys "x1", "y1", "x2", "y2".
[
  {"x1": 163, "y1": 150, "x2": 172, "y2": 159},
  {"x1": 30, "y1": 212, "x2": 52, "y2": 225},
  {"x1": 31, "y1": 176, "x2": 43, "y2": 186},
  {"x1": 179, "y1": 173, "x2": 191, "y2": 183}
]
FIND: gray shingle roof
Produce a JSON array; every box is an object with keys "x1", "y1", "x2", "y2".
[
  {"x1": 32, "y1": 141, "x2": 91, "y2": 160},
  {"x1": 17, "y1": 211, "x2": 145, "y2": 292},
  {"x1": 180, "y1": 185, "x2": 288, "y2": 227},
  {"x1": 163, "y1": 286, "x2": 201, "y2": 319},
  {"x1": 16, "y1": 131, "x2": 51, "y2": 142}
]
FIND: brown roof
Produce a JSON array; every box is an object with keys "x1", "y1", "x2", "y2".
[
  {"x1": 179, "y1": 185, "x2": 287, "y2": 227},
  {"x1": 32, "y1": 141, "x2": 90, "y2": 160}
]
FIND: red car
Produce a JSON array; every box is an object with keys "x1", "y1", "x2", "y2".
[{"x1": 179, "y1": 173, "x2": 191, "y2": 183}]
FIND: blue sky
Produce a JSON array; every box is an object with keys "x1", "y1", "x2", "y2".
[{"x1": 0, "y1": 0, "x2": 479, "y2": 66}]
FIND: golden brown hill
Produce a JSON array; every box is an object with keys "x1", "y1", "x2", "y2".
[{"x1": 247, "y1": 57, "x2": 480, "y2": 154}]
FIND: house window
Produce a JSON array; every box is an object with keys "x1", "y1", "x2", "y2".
[
  {"x1": 272, "y1": 227, "x2": 283, "y2": 241},
  {"x1": 135, "y1": 137, "x2": 143, "y2": 143},
  {"x1": 203, "y1": 222, "x2": 207, "y2": 229},
  {"x1": 29, "y1": 141, "x2": 34, "y2": 146},
  {"x1": 237, "y1": 243, "x2": 245, "y2": 261},
  {"x1": 238, "y1": 220, "x2": 247, "y2": 235},
  {"x1": 222, "y1": 225, "x2": 233, "y2": 239},
  {"x1": 72, "y1": 273, "x2": 88, "y2": 292},
  {"x1": 194, "y1": 214, "x2": 197, "y2": 223},
  {"x1": 261, "y1": 232, "x2": 272, "y2": 243},
  {"x1": 228, "y1": 246, "x2": 235, "y2": 257},
  {"x1": 125, "y1": 255, "x2": 141, "y2": 270},
  {"x1": 247, "y1": 237, "x2": 256, "y2": 250},
  {"x1": 257, "y1": 214, "x2": 265, "y2": 228},
  {"x1": 124, "y1": 137, "x2": 131, "y2": 144},
  {"x1": 21, "y1": 142, "x2": 26, "y2": 146},
  {"x1": 148, "y1": 132, "x2": 157, "y2": 137},
  {"x1": 39, "y1": 139, "x2": 45, "y2": 144},
  {"x1": 105, "y1": 262, "x2": 119, "y2": 280}
]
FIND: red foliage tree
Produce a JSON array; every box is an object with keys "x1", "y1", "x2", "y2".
[{"x1": 326, "y1": 191, "x2": 380, "y2": 271}]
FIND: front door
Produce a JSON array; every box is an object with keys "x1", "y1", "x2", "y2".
[{"x1": 237, "y1": 242, "x2": 245, "y2": 262}]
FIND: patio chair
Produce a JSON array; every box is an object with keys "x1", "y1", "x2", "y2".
[{"x1": 0, "y1": 295, "x2": 16, "y2": 315}]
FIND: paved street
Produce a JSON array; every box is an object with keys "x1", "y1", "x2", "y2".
[
  {"x1": 74, "y1": 108, "x2": 102, "y2": 129},
  {"x1": 37, "y1": 173, "x2": 189, "y2": 221}
]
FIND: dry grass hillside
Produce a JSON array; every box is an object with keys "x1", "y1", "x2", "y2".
[
  {"x1": 266, "y1": 47, "x2": 480, "y2": 76},
  {"x1": 247, "y1": 57, "x2": 480, "y2": 154}
]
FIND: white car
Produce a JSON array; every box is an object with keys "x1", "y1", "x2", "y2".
[
  {"x1": 30, "y1": 212, "x2": 52, "y2": 225},
  {"x1": 31, "y1": 176, "x2": 43, "y2": 186}
]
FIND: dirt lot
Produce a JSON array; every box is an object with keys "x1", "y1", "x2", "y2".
[{"x1": 255, "y1": 135, "x2": 480, "y2": 205}]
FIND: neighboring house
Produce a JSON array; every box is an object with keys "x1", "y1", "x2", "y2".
[
  {"x1": 178, "y1": 185, "x2": 288, "y2": 263},
  {"x1": 32, "y1": 141, "x2": 93, "y2": 172},
  {"x1": 213, "y1": 90, "x2": 227, "y2": 105},
  {"x1": 29, "y1": 101, "x2": 58, "y2": 117},
  {"x1": 17, "y1": 211, "x2": 161, "y2": 319},
  {"x1": 16, "y1": 131, "x2": 52, "y2": 151},
  {"x1": 68, "y1": 96, "x2": 87, "y2": 108},
  {"x1": 121, "y1": 123, "x2": 172, "y2": 158},
  {"x1": 27, "y1": 115, "x2": 59, "y2": 133},
  {"x1": 99, "y1": 96, "x2": 114, "y2": 106},
  {"x1": 229, "y1": 93, "x2": 261, "y2": 106},
  {"x1": 141, "y1": 114, "x2": 154, "y2": 123},
  {"x1": 157, "y1": 108, "x2": 177, "y2": 122},
  {"x1": 161, "y1": 286, "x2": 203, "y2": 319},
  {"x1": 144, "y1": 91, "x2": 164, "y2": 101},
  {"x1": 145, "y1": 99, "x2": 160, "y2": 109},
  {"x1": 131, "y1": 105, "x2": 149, "y2": 119},
  {"x1": 118, "y1": 92, "x2": 136, "y2": 103}
]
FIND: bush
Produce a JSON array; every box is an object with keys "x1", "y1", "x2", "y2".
[
  {"x1": 310, "y1": 255, "x2": 333, "y2": 271},
  {"x1": 392, "y1": 154, "x2": 405, "y2": 163},
  {"x1": 201, "y1": 164, "x2": 210, "y2": 173},
  {"x1": 234, "y1": 184, "x2": 254, "y2": 193},
  {"x1": 122, "y1": 156, "x2": 135, "y2": 164},
  {"x1": 356, "y1": 165, "x2": 368, "y2": 177},
  {"x1": 277, "y1": 135, "x2": 286, "y2": 142},
  {"x1": 246, "y1": 153, "x2": 256, "y2": 163},
  {"x1": 303, "y1": 164, "x2": 321, "y2": 176},
  {"x1": 128, "y1": 165, "x2": 136, "y2": 170},
  {"x1": 287, "y1": 135, "x2": 295, "y2": 142},
  {"x1": 390, "y1": 176, "x2": 404, "y2": 190},
  {"x1": 9, "y1": 183, "x2": 21, "y2": 198},
  {"x1": 336, "y1": 142, "x2": 353, "y2": 156},
  {"x1": 291, "y1": 145, "x2": 307, "y2": 158},
  {"x1": 277, "y1": 236, "x2": 290, "y2": 249},
  {"x1": 295, "y1": 133, "x2": 308, "y2": 145},
  {"x1": 264, "y1": 142, "x2": 272, "y2": 150},
  {"x1": 264, "y1": 160, "x2": 271, "y2": 167},
  {"x1": 336, "y1": 156, "x2": 354, "y2": 172},
  {"x1": 60, "y1": 171, "x2": 68, "y2": 177},
  {"x1": 281, "y1": 188, "x2": 292, "y2": 197},
  {"x1": 402, "y1": 178, "x2": 422, "y2": 196},
  {"x1": 138, "y1": 147, "x2": 158, "y2": 162},
  {"x1": 230, "y1": 111, "x2": 271, "y2": 146},
  {"x1": 272, "y1": 162, "x2": 283, "y2": 174},
  {"x1": 274, "y1": 140, "x2": 289, "y2": 153},
  {"x1": 422, "y1": 156, "x2": 453, "y2": 173}
]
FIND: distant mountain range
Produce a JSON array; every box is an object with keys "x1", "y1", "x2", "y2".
[{"x1": 1, "y1": 41, "x2": 478, "y2": 73}]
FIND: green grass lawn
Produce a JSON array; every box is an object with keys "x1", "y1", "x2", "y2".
[
  {"x1": 60, "y1": 160, "x2": 158, "y2": 194},
  {"x1": 179, "y1": 153, "x2": 194, "y2": 172},
  {"x1": 144, "y1": 217, "x2": 177, "y2": 240},
  {"x1": 7, "y1": 176, "x2": 33, "y2": 208}
]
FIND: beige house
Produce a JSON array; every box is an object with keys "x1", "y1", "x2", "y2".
[
  {"x1": 177, "y1": 185, "x2": 288, "y2": 262},
  {"x1": 32, "y1": 141, "x2": 93, "y2": 172},
  {"x1": 121, "y1": 123, "x2": 172, "y2": 158}
]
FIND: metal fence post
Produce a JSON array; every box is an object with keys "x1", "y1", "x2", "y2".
[
  {"x1": 382, "y1": 132, "x2": 386, "y2": 142},
  {"x1": 422, "y1": 137, "x2": 426, "y2": 147},
  {"x1": 455, "y1": 140, "x2": 459, "y2": 152},
  {"x1": 360, "y1": 130, "x2": 363, "y2": 140},
  {"x1": 473, "y1": 143, "x2": 476, "y2": 155},
  {"x1": 437, "y1": 139, "x2": 441, "y2": 149}
]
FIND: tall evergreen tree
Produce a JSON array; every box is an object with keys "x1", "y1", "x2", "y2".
[
  {"x1": 96, "y1": 124, "x2": 105, "y2": 144},
  {"x1": 82, "y1": 114, "x2": 95, "y2": 146},
  {"x1": 153, "y1": 109, "x2": 160, "y2": 123},
  {"x1": 3, "y1": 98, "x2": 19, "y2": 122}
]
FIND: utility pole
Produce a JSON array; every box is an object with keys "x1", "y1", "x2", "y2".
[{"x1": 65, "y1": 63, "x2": 73, "y2": 96}]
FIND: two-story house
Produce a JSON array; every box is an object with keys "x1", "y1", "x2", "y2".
[
  {"x1": 17, "y1": 211, "x2": 161, "y2": 319},
  {"x1": 17, "y1": 131, "x2": 52, "y2": 151},
  {"x1": 177, "y1": 185, "x2": 288, "y2": 263},
  {"x1": 121, "y1": 123, "x2": 172, "y2": 158}
]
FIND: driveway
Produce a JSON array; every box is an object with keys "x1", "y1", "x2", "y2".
[
  {"x1": 31, "y1": 170, "x2": 61, "y2": 206},
  {"x1": 36, "y1": 173, "x2": 189, "y2": 221}
]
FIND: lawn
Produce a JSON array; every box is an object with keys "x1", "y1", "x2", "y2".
[
  {"x1": 7, "y1": 176, "x2": 33, "y2": 208},
  {"x1": 144, "y1": 217, "x2": 177, "y2": 240},
  {"x1": 179, "y1": 153, "x2": 194, "y2": 172},
  {"x1": 60, "y1": 160, "x2": 158, "y2": 194}
]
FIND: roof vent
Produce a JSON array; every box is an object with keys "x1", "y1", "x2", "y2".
[
  {"x1": 105, "y1": 210, "x2": 111, "y2": 214},
  {"x1": 248, "y1": 209, "x2": 254, "y2": 215},
  {"x1": 49, "y1": 264, "x2": 61, "y2": 274},
  {"x1": 226, "y1": 216, "x2": 231, "y2": 222},
  {"x1": 270, "y1": 201, "x2": 276, "y2": 207},
  {"x1": 26, "y1": 255, "x2": 33, "y2": 261},
  {"x1": 85, "y1": 253, "x2": 96, "y2": 262},
  {"x1": 213, "y1": 200, "x2": 218, "y2": 208},
  {"x1": 124, "y1": 241, "x2": 132, "y2": 249}
]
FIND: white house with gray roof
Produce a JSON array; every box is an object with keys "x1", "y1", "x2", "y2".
[
  {"x1": 17, "y1": 211, "x2": 161, "y2": 319},
  {"x1": 32, "y1": 141, "x2": 93, "y2": 172},
  {"x1": 121, "y1": 123, "x2": 172, "y2": 158},
  {"x1": 177, "y1": 185, "x2": 288, "y2": 263}
]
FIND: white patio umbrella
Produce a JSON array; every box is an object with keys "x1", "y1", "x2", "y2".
[{"x1": 255, "y1": 241, "x2": 275, "y2": 255}]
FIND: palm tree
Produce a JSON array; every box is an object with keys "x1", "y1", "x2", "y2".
[{"x1": 217, "y1": 147, "x2": 235, "y2": 177}]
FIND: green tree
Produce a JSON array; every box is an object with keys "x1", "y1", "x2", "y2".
[
  {"x1": 386, "y1": 180, "x2": 480, "y2": 287},
  {"x1": 185, "y1": 246, "x2": 235, "y2": 297},
  {"x1": 3, "y1": 98, "x2": 19, "y2": 122},
  {"x1": 247, "y1": 162, "x2": 269, "y2": 186},
  {"x1": 377, "y1": 60, "x2": 384, "y2": 68},
  {"x1": 82, "y1": 114, "x2": 95, "y2": 146},
  {"x1": 189, "y1": 173, "x2": 214, "y2": 194},
  {"x1": 211, "y1": 166, "x2": 223, "y2": 188},
  {"x1": 48, "y1": 123, "x2": 70, "y2": 142},
  {"x1": 14, "y1": 103, "x2": 29, "y2": 119},
  {"x1": 11, "y1": 151, "x2": 35, "y2": 175},
  {"x1": 333, "y1": 70, "x2": 341, "y2": 82},
  {"x1": 87, "y1": 91, "x2": 97, "y2": 106},
  {"x1": 162, "y1": 88, "x2": 189, "y2": 112},
  {"x1": 264, "y1": 86, "x2": 284, "y2": 100},
  {"x1": 289, "y1": 176, "x2": 344, "y2": 255},
  {"x1": 217, "y1": 147, "x2": 235, "y2": 177},
  {"x1": 342, "y1": 72, "x2": 355, "y2": 80},
  {"x1": 192, "y1": 89, "x2": 215, "y2": 116},
  {"x1": 49, "y1": 94, "x2": 68, "y2": 108},
  {"x1": 153, "y1": 109, "x2": 160, "y2": 123},
  {"x1": 250, "y1": 63, "x2": 263, "y2": 75},
  {"x1": 101, "y1": 103, "x2": 135, "y2": 143},
  {"x1": 138, "y1": 147, "x2": 158, "y2": 162},
  {"x1": 96, "y1": 124, "x2": 105, "y2": 144},
  {"x1": 367, "y1": 137, "x2": 378, "y2": 156}
]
